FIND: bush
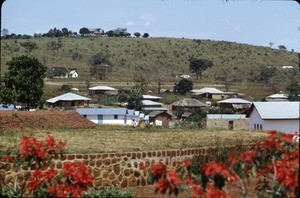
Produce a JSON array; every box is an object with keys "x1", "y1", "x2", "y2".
[
  {"x1": 142, "y1": 131, "x2": 299, "y2": 197},
  {"x1": 83, "y1": 188, "x2": 133, "y2": 198}
]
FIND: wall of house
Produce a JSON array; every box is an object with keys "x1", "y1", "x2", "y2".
[
  {"x1": 206, "y1": 119, "x2": 249, "y2": 130},
  {"x1": 103, "y1": 115, "x2": 126, "y2": 125},
  {"x1": 264, "y1": 120, "x2": 299, "y2": 133},
  {"x1": 249, "y1": 108, "x2": 264, "y2": 130},
  {"x1": 2, "y1": 145, "x2": 250, "y2": 190},
  {"x1": 86, "y1": 115, "x2": 98, "y2": 124}
]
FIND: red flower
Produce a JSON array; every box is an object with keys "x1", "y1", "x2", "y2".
[
  {"x1": 167, "y1": 170, "x2": 182, "y2": 188},
  {"x1": 204, "y1": 184, "x2": 233, "y2": 198},
  {"x1": 151, "y1": 162, "x2": 167, "y2": 176},
  {"x1": 201, "y1": 162, "x2": 230, "y2": 178},
  {"x1": 155, "y1": 178, "x2": 170, "y2": 194}
]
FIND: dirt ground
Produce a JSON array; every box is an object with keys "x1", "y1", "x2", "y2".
[{"x1": 0, "y1": 110, "x2": 96, "y2": 131}]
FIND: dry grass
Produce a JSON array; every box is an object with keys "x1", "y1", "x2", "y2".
[{"x1": 0, "y1": 126, "x2": 268, "y2": 154}]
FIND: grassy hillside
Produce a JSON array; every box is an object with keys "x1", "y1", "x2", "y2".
[{"x1": 1, "y1": 36, "x2": 298, "y2": 84}]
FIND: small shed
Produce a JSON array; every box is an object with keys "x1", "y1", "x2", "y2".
[
  {"x1": 172, "y1": 98, "x2": 207, "y2": 110},
  {"x1": 46, "y1": 93, "x2": 90, "y2": 108},
  {"x1": 148, "y1": 111, "x2": 173, "y2": 128},
  {"x1": 246, "y1": 102, "x2": 300, "y2": 133},
  {"x1": 89, "y1": 86, "x2": 117, "y2": 95}
]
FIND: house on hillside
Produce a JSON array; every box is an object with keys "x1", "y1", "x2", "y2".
[
  {"x1": 88, "y1": 86, "x2": 118, "y2": 96},
  {"x1": 206, "y1": 114, "x2": 249, "y2": 130},
  {"x1": 191, "y1": 88, "x2": 236, "y2": 100},
  {"x1": 171, "y1": 98, "x2": 207, "y2": 110},
  {"x1": 46, "y1": 93, "x2": 90, "y2": 108},
  {"x1": 142, "y1": 95, "x2": 162, "y2": 102},
  {"x1": 246, "y1": 102, "x2": 300, "y2": 133},
  {"x1": 217, "y1": 98, "x2": 252, "y2": 110},
  {"x1": 69, "y1": 69, "x2": 79, "y2": 78},
  {"x1": 87, "y1": 28, "x2": 104, "y2": 36},
  {"x1": 266, "y1": 93, "x2": 289, "y2": 102},
  {"x1": 141, "y1": 100, "x2": 167, "y2": 111},
  {"x1": 148, "y1": 111, "x2": 173, "y2": 128},
  {"x1": 52, "y1": 67, "x2": 68, "y2": 78}
]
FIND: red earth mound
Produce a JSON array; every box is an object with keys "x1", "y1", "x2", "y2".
[{"x1": 0, "y1": 111, "x2": 96, "y2": 131}]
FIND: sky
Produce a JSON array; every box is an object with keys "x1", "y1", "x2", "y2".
[{"x1": 2, "y1": 0, "x2": 300, "y2": 52}]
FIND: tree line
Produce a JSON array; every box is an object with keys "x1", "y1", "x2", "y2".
[{"x1": 1, "y1": 27, "x2": 149, "y2": 39}]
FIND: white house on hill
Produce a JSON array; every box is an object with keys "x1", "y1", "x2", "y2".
[{"x1": 247, "y1": 102, "x2": 300, "y2": 134}]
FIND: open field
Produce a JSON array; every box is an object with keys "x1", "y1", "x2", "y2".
[{"x1": 0, "y1": 125, "x2": 268, "y2": 154}]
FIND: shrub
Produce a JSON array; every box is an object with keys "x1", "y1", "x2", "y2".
[
  {"x1": 0, "y1": 136, "x2": 93, "y2": 197},
  {"x1": 142, "y1": 131, "x2": 299, "y2": 197},
  {"x1": 83, "y1": 188, "x2": 133, "y2": 198}
]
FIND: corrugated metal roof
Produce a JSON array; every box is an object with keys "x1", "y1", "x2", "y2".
[
  {"x1": 141, "y1": 100, "x2": 163, "y2": 106},
  {"x1": 253, "y1": 102, "x2": 300, "y2": 119},
  {"x1": 217, "y1": 98, "x2": 252, "y2": 104},
  {"x1": 76, "y1": 108, "x2": 127, "y2": 115},
  {"x1": 267, "y1": 93, "x2": 288, "y2": 99},
  {"x1": 46, "y1": 93, "x2": 91, "y2": 103},
  {"x1": 207, "y1": 114, "x2": 247, "y2": 119},
  {"x1": 142, "y1": 95, "x2": 162, "y2": 99},
  {"x1": 89, "y1": 86, "x2": 117, "y2": 91},
  {"x1": 172, "y1": 98, "x2": 206, "y2": 107},
  {"x1": 191, "y1": 87, "x2": 223, "y2": 94},
  {"x1": 141, "y1": 107, "x2": 167, "y2": 111}
]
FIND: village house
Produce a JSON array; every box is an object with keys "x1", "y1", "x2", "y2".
[
  {"x1": 265, "y1": 93, "x2": 289, "y2": 102},
  {"x1": 87, "y1": 28, "x2": 104, "y2": 36},
  {"x1": 76, "y1": 108, "x2": 148, "y2": 126},
  {"x1": 51, "y1": 67, "x2": 68, "y2": 78},
  {"x1": 246, "y1": 102, "x2": 300, "y2": 134},
  {"x1": 206, "y1": 114, "x2": 249, "y2": 130},
  {"x1": 141, "y1": 94, "x2": 162, "y2": 102},
  {"x1": 88, "y1": 86, "x2": 118, "y2": 96},
  {"x1": 217, "y1": 98, "x2": 252, "y2": 110},
  {"x1": 69, "y1": 69, "x2": 79, "y2": 78},
  {"x1": 141, "y1": 100, "x2": 167, "y2": 111},
  {"x1": 171, "y1": 98, "x2": 207, "y2": 111},
  {"x1": 191, "y1": 87, "x2": 236, "y2": 100},
  {"x1": 46, "y1": 93, "x2": 90, "y2": 108},
  {"x1": 148, "y1": 111, "x2": 173, "y2": 128}
]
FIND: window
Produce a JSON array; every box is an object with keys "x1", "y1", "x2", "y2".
[
  {"x1": 114, "y1": 115, "x2": 118, "y2": 119},
  {"x1": 254, "y1": 124, "x2": 257, "y2": 130},
  {"x1": 259, "y1": 124, "x2": 262, "y2": 131}
]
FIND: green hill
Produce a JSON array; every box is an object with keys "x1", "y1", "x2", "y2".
[{"x1": 1, "y1": 36, "x2": 298, "y2": 84}]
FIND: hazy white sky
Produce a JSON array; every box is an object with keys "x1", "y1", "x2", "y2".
[{"x1": 2, "y1": 0, "x2": 300, "y2": 51}]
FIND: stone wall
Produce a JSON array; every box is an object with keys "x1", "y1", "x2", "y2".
[{"x1": 1, "y1": 145, "x2": 250, "y2": 190}]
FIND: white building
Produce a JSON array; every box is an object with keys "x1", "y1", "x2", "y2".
[
  {"x1": 247, "y1": 102, "x2": 300, "y2": 134},
  {"x1": 69, "y1": 70, "x2": 79, "y2": 78},
  {"x1": 76, "y1": 108, "x2": 146, "y2": 125},
  {"x1": 88, "y1": 86, "x2": 117, "y2": 95}
]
